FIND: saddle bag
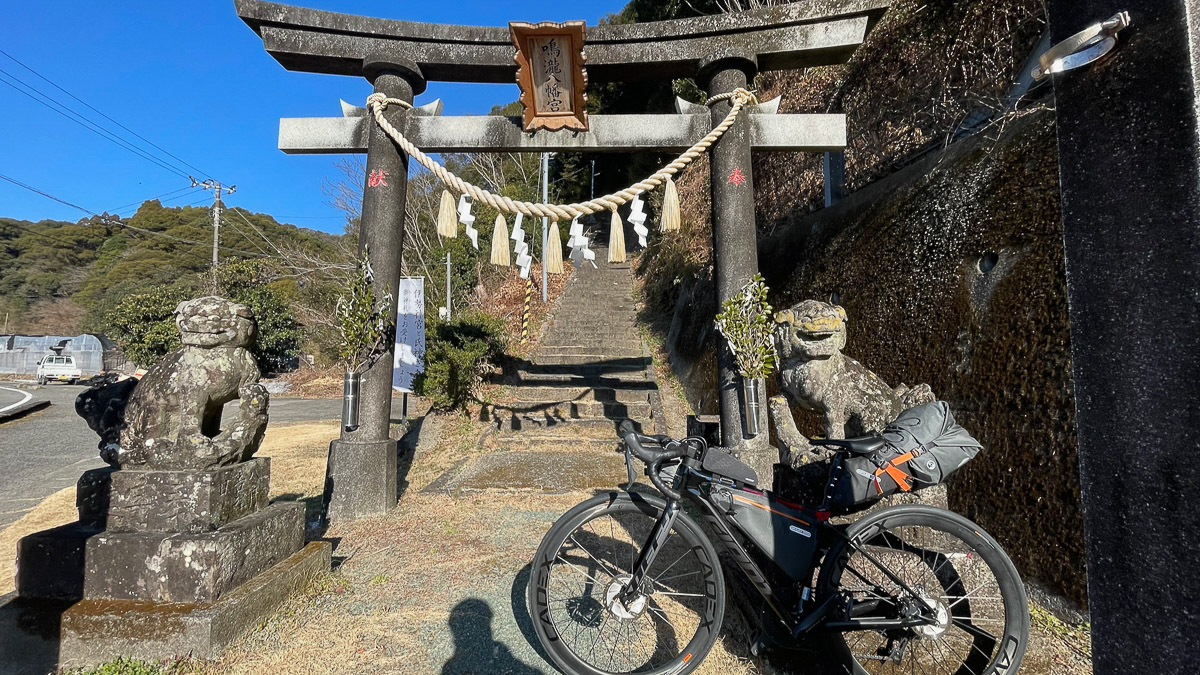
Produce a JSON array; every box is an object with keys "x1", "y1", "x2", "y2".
[{"x1": 830, "y1": 401, "x2": 983, "y2": 509}]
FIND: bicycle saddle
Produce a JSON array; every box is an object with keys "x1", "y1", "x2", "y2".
[{"x1": 809, "y1": 435, "x2": 888, "y2": 456}]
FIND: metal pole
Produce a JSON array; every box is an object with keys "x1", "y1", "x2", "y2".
[
  {"x1": 445, "y1": 250, "x2": 452, "y2": 320},
  {"x1": 541, "y1": 152, "x2": 549, "y2": 302},
  {"x1": 211, "y1": 182, "x2": 221, "y2": 267}
]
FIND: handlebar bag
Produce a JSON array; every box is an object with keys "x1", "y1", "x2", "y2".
[{"x1": 830, "y1": 401, "x2": 983, "y2": 509}]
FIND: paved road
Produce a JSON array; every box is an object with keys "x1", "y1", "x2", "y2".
[
  {"x1": 0, "y1": 384, "x2": 356, "y2": 530},
  {"x1": 0, "y1": 386, "x2": 34, "y2": 415}
]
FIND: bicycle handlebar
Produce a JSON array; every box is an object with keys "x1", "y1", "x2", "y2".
[{"x1": 619, "y1": 420, "x2": 691, "y2": 500}]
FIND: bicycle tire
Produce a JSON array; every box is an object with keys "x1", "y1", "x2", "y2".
[
  {"x1": 817, "y1": 505, "x2": 1029, "y2": 675},
  {"x1": 528, "y1": 491, "x2": 725, "y2": 675}
]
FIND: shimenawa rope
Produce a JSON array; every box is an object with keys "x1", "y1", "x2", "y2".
[{"x1": 365, "y1": 88, "x2": 758, "y2": 222}]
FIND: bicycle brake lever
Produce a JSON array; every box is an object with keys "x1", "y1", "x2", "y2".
[{"x1": 624, "y1": 447, "x2": 637, "y2": 490}]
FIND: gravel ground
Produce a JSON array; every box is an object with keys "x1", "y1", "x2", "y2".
[{"x1": 177, "y1": 412, "x2": 1089, "y2": 675}]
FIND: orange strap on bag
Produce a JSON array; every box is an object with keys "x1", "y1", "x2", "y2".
[{"x1": 872, "y1": 451, "x2": 916, "y2": 494}]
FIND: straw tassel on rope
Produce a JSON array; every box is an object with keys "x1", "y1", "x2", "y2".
[
  {"x1": 661, "y1": 177, "x2": 681, "y2": 232},
  {"x1": 436, "y1": 190, "x2": 457, "y2": 238},
  {"x1": 608, "y1": 209, "x2": 627, "y2": 263},
  {"x1": 490, "y1": 214, "x2": 510, "y2": 267},
  {"x1": 546, "y1": 222, "x2": 564, "y2": 274}
]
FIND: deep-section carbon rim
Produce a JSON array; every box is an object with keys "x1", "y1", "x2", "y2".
[
  {"x1": 820, "y1": 505, "x2": 1029, "y2": 675},
  {"x1": 530, "y1": 493, "x2": 724, "y2": 675}
]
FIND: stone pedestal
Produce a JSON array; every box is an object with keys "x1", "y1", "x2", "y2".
[
  {"x1": 1, "y1": 459, "x2": 329, "y2": 671},
  {"x1": 324, "y1": 438, "x2": 398, "y2": 523}
]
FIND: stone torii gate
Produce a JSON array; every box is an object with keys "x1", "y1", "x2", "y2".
[{"x1": 237, "y1": 0, "x2": 887, "y2": 520}]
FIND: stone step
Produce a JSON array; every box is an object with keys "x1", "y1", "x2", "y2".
[
  {"x1": 549, "y1": 312, "x2": 638, "y2": 319},
  {"x1": 484, "y1": 434, "x2": 621, "y2": 453},
  {"x1": 532, "y1": 347, "x2": 644, "y2": 359},
  {"x1": 490, "y1": 414, "x2": 649, "y2": 434},
  {"x1": 542, "y1": 331, "x2": 641, "y2": 342},
  {"x1": 512, "y1": 386, "x2": 651, "y2": 404},
  {"x1": 505, "y1": 372, "x2": 653, "y2": 390},
  {"x1": 532, "y1": 354, "x2": 650, "y2": 367},
  {"x1": 502, "y1": 400, "x2": 653, "y2": 420}
]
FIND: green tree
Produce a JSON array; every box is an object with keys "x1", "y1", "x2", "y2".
[
  {"x1": 212, "y1": 260, "x2": 302, "y2": 374},
  {"x1": 103, "y1": 286, "x2": 192, "y2": 366},
  {"x1": 103, "y1": 261, "x2": 300, "y2": 373}
]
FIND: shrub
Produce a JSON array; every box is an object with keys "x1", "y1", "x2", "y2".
[
  {"x1": 414, "y1": 312, "x2": 506, "y2": 410},
  {"x1": 102, "y1": 261, "x2": 300, "y2": 373}
]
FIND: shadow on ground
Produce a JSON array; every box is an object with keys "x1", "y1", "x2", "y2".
[{"x1": 443, "y1": 598, "x2": 542, "y2": 675}]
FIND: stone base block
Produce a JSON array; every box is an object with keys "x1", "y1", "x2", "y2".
[
  {"x1": 324, "y1": 438, "x2": 397, "y2": 523},
  {"x1": 77, "y1": 467, "x2": 116, "y2": 528},
  {"x1": 0, "y1": 541, "x2": 331, "y2": 673},
  {"x1": 13, "y1": 522, "x2": 100, "y2": 600},
  {"x1": 17, "y1": 502, "x2": 303, "y2": 603},
  {"x1": 106, "y1": 458, "x2": 271, "y2": 533}
]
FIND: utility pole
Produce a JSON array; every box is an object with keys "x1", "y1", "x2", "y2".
[{"x1": 190, "y1": 176, "x2": 236, "y2": 267}]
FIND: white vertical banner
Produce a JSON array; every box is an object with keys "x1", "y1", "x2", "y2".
[{"x1": 392, "y1": 277, "x2": 425, "y2": 393}]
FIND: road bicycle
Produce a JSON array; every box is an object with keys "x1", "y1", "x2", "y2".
[{"x1": 528, "y1": 421, "x2": 1029, "y2": 674}]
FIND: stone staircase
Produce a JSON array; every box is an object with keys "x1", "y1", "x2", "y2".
[
  {"x1": 487, "y1": 243, "x2": 663, "y2": 436},
  {"x1": 431, "y1": 242, "x2": 666, "y2": 495}
]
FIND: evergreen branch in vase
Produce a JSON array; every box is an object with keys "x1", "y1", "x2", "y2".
[{"x1": 713, "y1": 273, "x2": 777, "y2": 380}]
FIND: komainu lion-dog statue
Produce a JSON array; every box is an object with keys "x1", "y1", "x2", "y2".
[
  {"x1": 76, "y1": 296, "x2": 269, "y2": 469},
  {"x1": 769, "y1": 299, "x2": 935, "y2": 467}
]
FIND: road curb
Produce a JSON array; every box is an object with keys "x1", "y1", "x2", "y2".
[{"x1": 0, "y1": 399, "x2": 51, "y2": 424}]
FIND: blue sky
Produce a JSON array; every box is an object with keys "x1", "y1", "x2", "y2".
[{"x1": 0, "y1": 1, "x2": 628, "y2": 233}]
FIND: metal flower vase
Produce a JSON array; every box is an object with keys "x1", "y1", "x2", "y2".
[
  {"x1": 742, "y1": 376, "x2": 763, "y2": 437},
  {"x1": 342, "y1": 371, "x2": 361, "y2": 431}
]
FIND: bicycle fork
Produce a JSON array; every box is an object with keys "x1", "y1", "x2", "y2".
[{"x1": 619, "y1": 498, "x2": 681, "y2": 603}]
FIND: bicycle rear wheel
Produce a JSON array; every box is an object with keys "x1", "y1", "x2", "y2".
[
  {"x1": 528, "y1": 491, "x2": 724, "y2": 675},
  {"x1": 817, "y1": 505, "x2": 1029, "y2": 675}
]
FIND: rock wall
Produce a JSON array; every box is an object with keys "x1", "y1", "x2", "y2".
[{"x1": 663, "y1": 110, "x2": 1086, "y2": 606}]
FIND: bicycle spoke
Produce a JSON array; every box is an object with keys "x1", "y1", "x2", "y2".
[
  {"x1": 569, "y1": 534, "x2": 623, "y2": 580},
  {"x1": 555, "y1": 554, "x2": 605, "y2": 586}
]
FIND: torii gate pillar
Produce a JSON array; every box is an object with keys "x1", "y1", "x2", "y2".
[
  {"x1": 324, "y1": 57, "x2": 424, "y2": 524},
  {"x1": 702, "y1": 58, "x2": 768, "y2": 455}
]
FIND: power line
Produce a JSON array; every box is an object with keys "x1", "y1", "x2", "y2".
[
  {"x1": 0, "y1": 172, "x2": 94, "y2": 216},
  {"x1": 0, "y1": 70, "x2": 191, "y2": 180},
  {"x1": 107, "y1": 186, "x2": 198, "y2": 214},
  {"x1": 0, "y1": 171, "x2": 267, "y2": 259},
  {"x1": 0, "y1": 49, "x2": 212, "y2": 179},
  {"x1": 112, "y1": 188, "x2": 205, "y2": 217}
]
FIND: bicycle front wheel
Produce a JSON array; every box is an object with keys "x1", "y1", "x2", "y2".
[
  {"x1": 528, "y1": 491, "x2": 725, "y2": 675},
  {"x1": 817, "y1": 505, "x2": 1029, "y2": 675}
]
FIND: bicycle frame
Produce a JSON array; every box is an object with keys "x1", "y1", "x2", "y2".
[{"x1": 622, "y1": 444, "x2": 939, "y2": 640}]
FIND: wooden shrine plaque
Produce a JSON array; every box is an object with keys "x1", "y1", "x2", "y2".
[{"x1": 510, "y1": 21, "x2": 588, "y2": 132}]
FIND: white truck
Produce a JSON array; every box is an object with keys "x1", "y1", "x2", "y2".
[{"x1": 36, "y1": 354, "x2": 82, "y2": 385}]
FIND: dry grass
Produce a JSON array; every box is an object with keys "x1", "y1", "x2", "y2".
[
  {"x1": 273, "y1": 368, "x2": 345, "y2": 399},
  {"x1": 0, "y1": 487, "x2": 76, "y2": 596}
]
